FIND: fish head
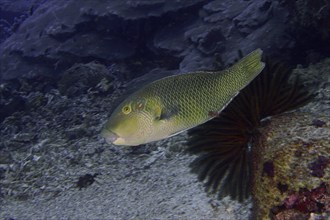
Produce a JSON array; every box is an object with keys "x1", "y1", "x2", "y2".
[{"x1": 101, "y1": 96, "x2": 160, "y2": 146}]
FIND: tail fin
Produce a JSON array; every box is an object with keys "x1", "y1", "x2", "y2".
[{"x1": 230, "y1": 49, "x2": 265, "y2": 83}]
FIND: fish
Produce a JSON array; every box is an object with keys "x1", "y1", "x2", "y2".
[{"x1": 102, "y1": 49, "x2": 265, "y2": 146}]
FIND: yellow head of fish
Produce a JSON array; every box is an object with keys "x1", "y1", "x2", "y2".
[{"x1": 101, "y1": 96, "x2": 162, "y2": 146}]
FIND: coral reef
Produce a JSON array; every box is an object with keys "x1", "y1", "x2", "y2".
[{"x1": 252, "y1": 112, "x2": 330, "y2": 220}]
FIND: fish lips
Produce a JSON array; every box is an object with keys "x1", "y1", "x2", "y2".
[
  {"x1": 101, "y1": 129, "x2": 119, "y2": 144},
  {"x1": 101, "y1": 129, "x2": 128, "y2": 146}
]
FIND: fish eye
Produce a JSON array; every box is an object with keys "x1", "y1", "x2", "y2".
[{"x1": 122, "y1": 105, "x2": 131, "y2": 114}]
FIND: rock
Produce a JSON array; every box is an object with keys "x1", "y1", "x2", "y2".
[
  {"x1": 283, "y1": 0, "x2": 330, "y2": 41},
  {"x1": 0, "y1": 0, "x2": 45, "y2": 43},
  {"x1": 251, "y1": 112, "x2": 330, "y2": 220},
  {"x1": 0, "y1": 0, "x2": 205, "y2": 81},
  {"x1": 0, "y1": 96, "x2": 26, "y2": 123},
  {"x1": 280, "y1": 0, "x2": 330, "y2": 64},
  {"x1": 294, "y1": 58, "x2": 330, "y2": 116},
  {"x1": 58, "y1": 61, "x2": 114, "y2": 97},
  {"x1": 2, "y1": 0, "x2": 329, "y2": 83},
  {"x1": 233, "y1": 0, "x2": 273, "y2": 36}
]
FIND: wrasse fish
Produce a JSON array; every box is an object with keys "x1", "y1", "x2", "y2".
[{"x1": 102, "y1": 49, "x2": 265, "y2": 146}]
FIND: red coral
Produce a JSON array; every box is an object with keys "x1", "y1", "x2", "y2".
[
  {"x1": 273, "y1": 183, "x2": 330, "y2": 218},
  {"x1": 283, "y1": 194, "x2": 298, "y2": 209}
]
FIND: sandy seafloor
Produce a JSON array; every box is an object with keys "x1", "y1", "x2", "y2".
[
  {"x1": 0, "y1": 79, "x2": 251, "y2": 219},
  {"x1": 1, "y1": 133, "x2": 251, "y2": 219},
  {"x1": 0, "y1": 58, "x2": 329, "y2": 219},
  {"x1": 1, "y1": 144, "x2": 251, "y2": 219}
]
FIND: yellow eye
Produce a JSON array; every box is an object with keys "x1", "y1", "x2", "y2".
[{"x1": 122, "y1": 105, "x2": 131, "y2": 114}]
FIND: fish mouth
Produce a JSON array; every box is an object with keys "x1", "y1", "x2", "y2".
[
  {"x1": 101, "y1": 130, "x2": 127, "y2": 145},
  {"x1": 102, "y1": 130, "x2": 119, "y2": 144}
]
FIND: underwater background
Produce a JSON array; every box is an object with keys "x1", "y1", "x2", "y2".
[{"x1": 0, "y1": 0, "x2": 329, "y2": 219}]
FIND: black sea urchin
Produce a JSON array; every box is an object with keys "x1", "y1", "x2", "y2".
[{"x1": 187, "y1": 58, "x2": 314, "y2": 202}]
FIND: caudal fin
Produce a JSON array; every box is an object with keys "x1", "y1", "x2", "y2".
[{"x1": 230, "y1": 49, "x2": 265, "y2": 83}]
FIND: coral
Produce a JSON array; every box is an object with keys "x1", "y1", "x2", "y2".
[
  {"x1": 272, "y1": 183, "x2": 330, "y2": 219},
  {"x1": 251, "y1": 112, "x2": 330, "y2": 219}
]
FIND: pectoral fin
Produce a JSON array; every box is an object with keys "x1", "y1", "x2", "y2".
[{"x1": 155, "y1": 105, "x2": 180, "y2": 121}]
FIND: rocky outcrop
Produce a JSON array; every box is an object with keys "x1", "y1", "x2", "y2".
[
  {"x1": 252, "y1": 112, "x2": 330, "y2": 220},
  {"x1": 0, "y1": 0, "x2": 46, "y2": 43},
  {"x1": 2, "y1": 0, "x2": 329, "y2": 82}
]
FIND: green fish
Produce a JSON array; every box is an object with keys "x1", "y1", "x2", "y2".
[{"x1": 102, "y1": 49, "x2": 265, "y2": 146}]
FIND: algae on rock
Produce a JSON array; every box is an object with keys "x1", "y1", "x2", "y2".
[{"x1": 252, "y1": 112, "x2": 330, "y2": 220}]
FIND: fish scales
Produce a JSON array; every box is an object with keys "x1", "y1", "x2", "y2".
[{"x1": 102, "y1": 49, "x2": 265, "y2": 146}]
